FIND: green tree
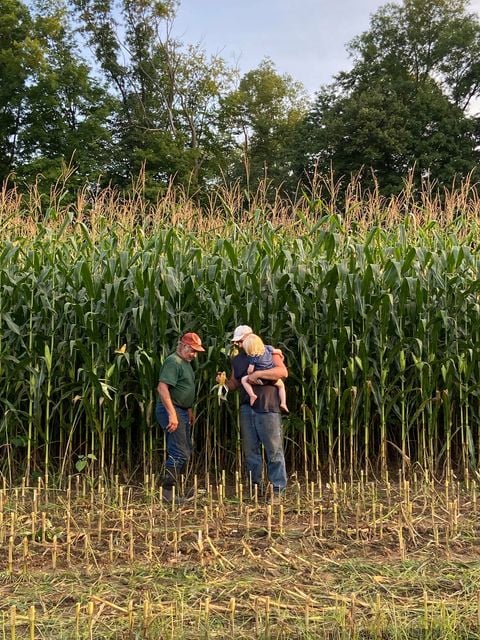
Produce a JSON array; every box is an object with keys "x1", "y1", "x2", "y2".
[
  {"x1": 16, "y1": 2, "x2": 114, "y2": 188},
  {"x1": 296, "y1": 0, "x2": 480, "y2": 194},
  {"x1": 71, "y1": 0, "x2": 235, "y2": 196},
  {"x1": 348, "y1": 0, "x2": 480, "y2": 110},
  {"x1": 220, "y1": 58, "x2": 308, "y2": 194},
  {"x1": 0, "y1": 0, "x2": 113, "y2": 190},
  {"x1": 0, "y1": 0, "x2": 35, "y2": 181}
]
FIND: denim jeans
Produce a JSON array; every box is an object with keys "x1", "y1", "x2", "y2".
[
  {"x1": 239, "y1": 404, "x2": 287, "y2": 492},
  {"x1": 155, "y1": 402, "x2": 192, "y2": 471}
]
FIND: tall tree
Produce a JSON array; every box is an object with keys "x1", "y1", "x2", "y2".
[
  {"x1": 0, "y1": 0, "x2": 113, "y2": 189},
  {"x1": 71, "y1": 0, "x2": 235, "y2": 195},
  {"x1": 220, "y1": 58, "x2": 308, "y2": 194},
  {"x1": 17, "y1": 0, "x2": 114, "y2": 188},
  {"x1": 348, "y1": 0, "x2": 480, "y2": 110},
  {"x1": 0, "y1": 0, "x2": 34, "y2": 181},
  {"x1": 296, "y1": 0, "x2": 480, "y2": 194}
]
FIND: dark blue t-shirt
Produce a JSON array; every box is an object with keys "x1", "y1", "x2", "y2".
[{"x1": 232, "y1": 352, "x2": 281, "y2": 413}]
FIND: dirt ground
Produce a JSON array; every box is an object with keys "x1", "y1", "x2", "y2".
[{"x1": 1, "y1": 477, "x2": 480, "y2": 638}]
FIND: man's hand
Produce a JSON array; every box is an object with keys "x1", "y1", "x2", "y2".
[
  {"x1": 216, "y1": 371, "x2": 227, "y2": 385},
  {"x1": 214, "y1": 370, "x2": 240, "y2": 393},
  {"x1": 246, "y1": 370, "x2": 268, "y2": 385},
  {"x1": 214, "y1": 371, "x2": 229, "y2": 404},
  {"x1": 167, "y1": 412, "x2": 179, "y2": 432}
]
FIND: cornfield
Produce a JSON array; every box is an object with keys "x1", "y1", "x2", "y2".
[{"x1": 2, "y1": 173, "x2": 480, "y2": 483}]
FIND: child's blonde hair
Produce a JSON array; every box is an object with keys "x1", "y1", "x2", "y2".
[{"x1": 243, "y1": 334, "x2": 265, "y2": 357}]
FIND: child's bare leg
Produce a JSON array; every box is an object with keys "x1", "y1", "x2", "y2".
[
  {"x1": 275, "y1": 380, "x2": 288, "y2": 412},
  {"x1": 242, "y1": 375, "x2": 258, "y2": 406}
]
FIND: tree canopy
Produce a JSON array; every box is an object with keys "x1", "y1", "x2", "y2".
[
  {"x1": 1, "y1": 0, "x2": 479, "y2": 198},
  {"x1": 296, "y1": 0, "x2": 480, "y2": 194}
]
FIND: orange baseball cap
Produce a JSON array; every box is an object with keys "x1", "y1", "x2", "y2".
[{"x1": 181, "y1": 332, "x2": 205, "y2": 352}]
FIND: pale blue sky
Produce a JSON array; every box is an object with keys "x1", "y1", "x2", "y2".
[{"x1": 172, "y1": 0, "x2": 480, "y2": 97}]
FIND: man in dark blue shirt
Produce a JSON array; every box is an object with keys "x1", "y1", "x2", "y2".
[{"x1": 219, "y1": 325, "x2": 288, "y2": 499}]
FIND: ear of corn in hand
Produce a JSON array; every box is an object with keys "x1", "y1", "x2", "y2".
[{"x1": 211, "y1": 371, "x2": 228, "y2": 405}]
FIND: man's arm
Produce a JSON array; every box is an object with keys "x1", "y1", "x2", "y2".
[
  {"x1": 157, "y1": 381, "x2": 179, "y2": 432},
  {"x1": 247, "y1": 352, "x2": 287, "y2": 384}
]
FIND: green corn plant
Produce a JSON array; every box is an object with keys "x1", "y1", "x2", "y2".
[{"x1": 3, "y1": 185, "x2": 480, "y2": 483}]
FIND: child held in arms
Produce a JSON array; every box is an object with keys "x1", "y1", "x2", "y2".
[{"x1": 241, "y1": 334, "x2": 289, "y2": 413}]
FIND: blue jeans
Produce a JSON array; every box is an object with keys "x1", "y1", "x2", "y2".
[
  {"x1": 155, "y1": 402, "x2": 192, "y2": 471},
  {"x1": 239, "y1": 405, "x2": 287, "y2": 492}
]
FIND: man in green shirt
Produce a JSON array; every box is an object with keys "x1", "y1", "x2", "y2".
[{"x1": 156, "y1": 332, "x2": 205, "y2": 501}]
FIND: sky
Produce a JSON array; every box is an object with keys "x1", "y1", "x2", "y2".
[{"x1": 172, "y1": 0, "x2": 480, "y2": 98}]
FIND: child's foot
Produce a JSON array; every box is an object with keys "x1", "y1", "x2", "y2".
[
  {"x1": 280, "y1": 404, "x2": 289, "y2": 414},
  {"x1": 250, "y1": 394, "x2": 258, "y2": 406}
]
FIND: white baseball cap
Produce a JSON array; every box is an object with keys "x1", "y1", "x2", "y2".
[{"x1": 231, "y1": 325, "x2": 253, "y2": 342}]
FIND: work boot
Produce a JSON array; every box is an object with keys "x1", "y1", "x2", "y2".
[
  {"x1": 269, "y1": 486, "x2": 286, "y2": 505},
  {"x1": 161, "y1": 467, "x2": 181, "y2": 503}
]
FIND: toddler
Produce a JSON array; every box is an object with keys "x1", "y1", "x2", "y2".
[{"x1": 242, "y1": 334, "x2": 288, "y2": 413}]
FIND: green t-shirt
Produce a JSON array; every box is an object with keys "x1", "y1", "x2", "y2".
[{"x1": 158, "y1": 353, "x2": 195, "y2": 408}]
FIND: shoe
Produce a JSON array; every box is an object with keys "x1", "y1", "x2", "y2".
[
  {"x1": 269, "y1": 490, "x2": 285, "y2": 505},
  {"x1": 162, "y1": 487, "x2": 185, "y2": 504},
  {"x1": 162, "y1": 487, "x2": 173, "y2": 502},
  {"x1": 183, "y1": 486, "x2": 195, "y2": 500}
]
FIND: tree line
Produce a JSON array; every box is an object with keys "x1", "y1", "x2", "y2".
[{"x1": 2, "y1": 0, "x2": 480, "y2": 199}]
